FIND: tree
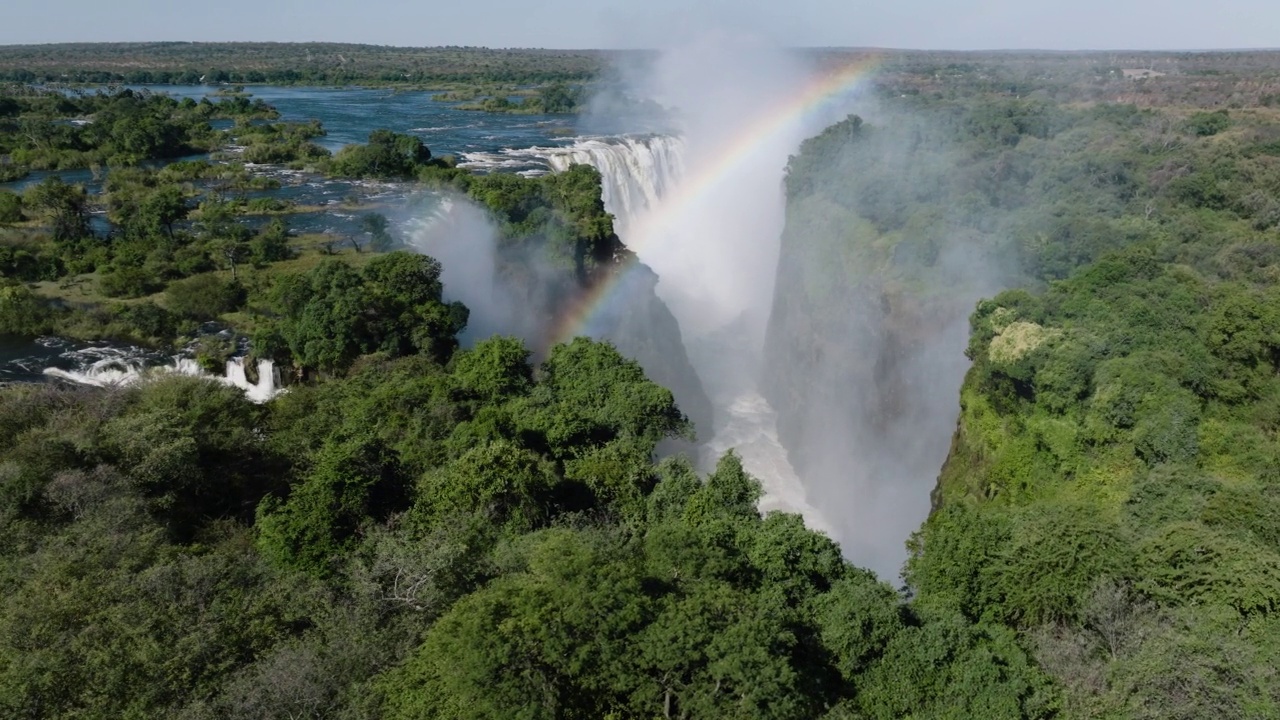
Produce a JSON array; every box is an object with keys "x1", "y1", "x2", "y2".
[
  {"x1": 362, "y1": 252, "x2": 468, "y2": 363},
  {"x1": 257, "y1": 433, "x2": 408, "y2": 576},
  {"x1": 413, "y1": 440, "x2": 557, "y2": 535},
  {"x1": 165, "y1": 273, "x2": 245, "y2": 320},
  {"x1": 271, "y1": 260, "x2": 374, "y2": 374},
  {"x1": 251, "y1": 218, "x2": 294, "y2": 264},
  {"x1": 0, "y1": 190, "x2": 22, "y2": 224},
  {"x1": 0, "y1": 283, "x2": 57, "y2": 335},
  {"x1": 538, "y1": 83, "x2": 580, "y2": 114},
  {"x1": 380, "y1": 529, "x2": 653, "y2": 720},
  {"x1": 329, "y1": 130, "x2": 432, "y2": 179},
  {"x1": 451, "y1": 336, "x2": 534, "y2": 404},
  {"x1": 25, "y1": 176, "x2": 91, "y2": 244},
  {"x1": 361, "y1": 212, "x2": 395, "y2": 252},
  {"x1": 518, "y1": 338, "x2": 692, "y2": 458},
  {"x1": 1185, "y1": 110, "x2": 1231, "y2": 137},
  {"x1": 139, "y1": 184, "x2": 189, "y2": 241},
  {"x1": 197, "y1": 197, "x2": 253, "y2": 279},
  {"x1": 219, "y1": 238, "x2": 250, "y2": 280}
]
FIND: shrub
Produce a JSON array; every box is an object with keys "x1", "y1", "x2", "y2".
[
  {"x1": 0, "y1": 283, "x2": 58, "y2": 335},
  {"x1": 110, "y1": 301, "x2": 178, "y2": 340},
  {"x1": 165, "y1": 273, "x2": 246, "y2": 320},
  {"x1": 98, "y1": 266, "x2": 162, "y2": 298},
  {"x1": 1186, "y1": 110, "x2": 1231, "y2": 137},
  {"x1": 0, "y1": 190, "x2": 23, "y2": 223}
]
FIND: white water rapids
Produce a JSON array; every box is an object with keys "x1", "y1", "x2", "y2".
[{"x1": 44, "y1": 351, "x2": 285, "y2": 404}]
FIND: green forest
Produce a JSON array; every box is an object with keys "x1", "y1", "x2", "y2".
[
  {"x1": 0, "y1": 43, "x2": 608, "y2": 86},
  {"x1": 771, "y1": 54, "x2": 1280, "y2": 718},
  {"x1": 1, "y1": 48, "x2": 1280, "y2": 718},
  {"x1": 0, "y1": 89, "x2": 1054, "y2": 717}
]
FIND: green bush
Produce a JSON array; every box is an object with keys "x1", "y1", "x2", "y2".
[
  {"x1": 0, "y1": 163, "x2": 28, "y2": 182},
  {"x1": 0, "y1": 190, "x2": 23, "y2": 223},
  {"x1": 250, "y1": 218, "x2": 293, "y2": 263},
  {"x1": 98, "y1": 265, "x2": 163, "y2": 298},
  {"x1": 110, "y1": 301, "x2": 178, "y2": 340},
  {"x1": 1186, "y1": 110, "x2": 1231, "y2": 137},
  {"x1": 0, "y1": 283, "x2": 59, "y2": 335},
  {"x1": 165, "y1": 273, "x2": 246, "y2": 320}
]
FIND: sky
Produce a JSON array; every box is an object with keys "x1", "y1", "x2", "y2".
[{"x1": 2, "y1": 0, "x2": 1277, "y2": 50}]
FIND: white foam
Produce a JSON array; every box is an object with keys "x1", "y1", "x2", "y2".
[
  {"x1": 701, "y1": 389, "x2": 836, "y2": 536},
  {"x1": 44, "y1": 355, "x2": 285, "y2": 403}
]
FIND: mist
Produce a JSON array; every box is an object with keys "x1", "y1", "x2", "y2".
[
  {"x1": 573, "y1": 33, "x2": 1017, "y2": 580},
  {"x1": 761, "y1": 101, "x2": 1020, "y2": 579},
  {"x1": 573, "y1": 35, "x2": 860, "y2": 542},
  {"x1": 404, "y1": 194, "x2": 540, "y2": 345},
  {"x1": 399, "y1": 34, "x2": 1010, "y2": 580},
  {"x1": 612, "y1": 32, "x2": 811, "y2": 343},
  {"x1": 400, "y1": 188, "x2": 716, "y2": 438}
]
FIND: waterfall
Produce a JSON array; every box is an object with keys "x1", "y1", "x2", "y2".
[
  {"x1": 460, "y1": 134, "x2": 685, "y2": 232},
  {"x1": 529, "y1": 133, "x2": 833, "y2": 535},
  {"x1": 44, "y1": 353, "x2": 284, "y2": 403},
  {"x1": 223, "y1": 358, "x2": 283, "y2": 403},
  {"x1": 534, "y1": 136, "x2": 684, "y2": 232}
]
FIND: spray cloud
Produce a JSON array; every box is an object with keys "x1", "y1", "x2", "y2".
[
  {"x1": 616, "y1": 33, "x2": 813, "y2": 343},
  {"x1": 578, "y1": 33, "x2": 1011, "y2": 580},
  {"x1": 576, "y1": 34, "x2": 865, "y2": 540},
  {"x1": 404, "y1": 194, "x2": 539, "y2": 345}
]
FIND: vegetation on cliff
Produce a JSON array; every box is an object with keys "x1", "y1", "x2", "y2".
[
  {"x1": 772, "y1": 52, "x2": 1280, "y2": 718},
  {"x1": 0, "y1": 278, "x2": 1055, "y2": 720}
]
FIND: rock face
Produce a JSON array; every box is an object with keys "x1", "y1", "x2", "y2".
[
  {"x1": 758, "y1": 115, "x2": 1012, "y2": 578},
  {"x1": 761, "y1": 213, "x2": 981, "y2": 577},
  {"x1": 587, "y1": 259, "x2": 715, "y2": 444}
]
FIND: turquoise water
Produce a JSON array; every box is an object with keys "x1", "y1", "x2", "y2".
[
  {"x1": 1, "y1": 84, "x2": 580, "y2": 193},
  {"x1": 131, "y1": 85, "x2": 577, "y2": 157},
  {"x1": 0, "y1": 85, "x2": 608, "y2": 383}
]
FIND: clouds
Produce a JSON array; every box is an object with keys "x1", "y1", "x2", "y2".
[{"x1": 2, "y1": 0, "x2": 1277, "y2": 50}]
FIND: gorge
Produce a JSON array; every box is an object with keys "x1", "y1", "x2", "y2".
[{"x1": 0, "y1": 64, "x2": 987, "y2": 581}]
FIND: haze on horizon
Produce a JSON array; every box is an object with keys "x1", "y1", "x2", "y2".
[{"x1": 2, "y1": 0, "x2": 1277, "y2": 51}]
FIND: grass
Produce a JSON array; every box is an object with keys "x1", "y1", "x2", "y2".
[{"x1": 25, "y1": 232, "x2": 375, "y2": 309}]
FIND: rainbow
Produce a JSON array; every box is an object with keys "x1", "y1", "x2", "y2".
[{"x1": 548, "y1": 54, "x2": 884, "y2": 347}]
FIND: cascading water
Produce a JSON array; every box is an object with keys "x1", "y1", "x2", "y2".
[
  {"x1": 42, "y1": 349, "x2": 285, "y2": 403},
  {"x1": 460, "y1": 135, "x2": 684, "y2": 234},
  {"x1": 532, "y1": 135, "x2": 834, "y2": 535},
  {"x1": 533, "y1": 136, "x2": 684, "y2": 234}
]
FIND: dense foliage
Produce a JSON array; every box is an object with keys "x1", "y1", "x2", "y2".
[
  {"x1": 0, "y1": 87, "x2": 275, "y2": 176},
  {"x1": 455, "y1": 82, "x2": 585, "y2": 114},
  {"x1": 0, "y1": 88, "x2": 338, "y2": 346},
  {"x1": 0, "y1": 90, "x2": 641, "y2": 390},
  {"x1": 4, "y1": 51, "x2": 1280, "y2": 718},
  {"x1": 0, "y1": 43, "x2": 608, "y2": 86},
  {"x1": 771, "y1": 52, "x2": 1280, "y2": 719},
  {"x1": 0, "y1": 287, "x2": 1056, "y2": 718},
  {"x1": 907, "y1": 248, "x2": 1280, "y2": 717}
]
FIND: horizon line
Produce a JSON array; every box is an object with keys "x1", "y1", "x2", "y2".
[{"x1": 0, "y1": 41, "x2": 1279, "y2": 55}]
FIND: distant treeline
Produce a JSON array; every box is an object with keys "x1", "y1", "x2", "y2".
[
  {"x1": 858, "y1": 48, "x2": 1280, "y2": 108},
  {"x1": 4, "y1": 42, "x2": 1280, "y2": 107},
  {"x1": 0, "y1": 42, "x2": 624, "y2": 86}
]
